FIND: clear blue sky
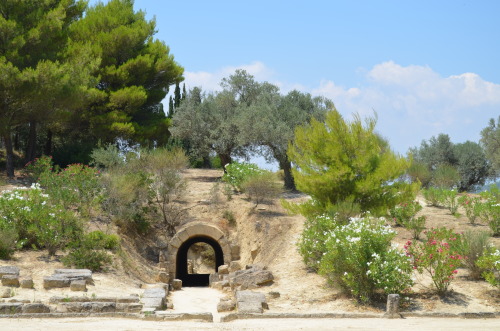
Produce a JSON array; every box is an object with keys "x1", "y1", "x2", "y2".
[{"x1": 89, "y1": 0, "x2": 500, "y2": 155}]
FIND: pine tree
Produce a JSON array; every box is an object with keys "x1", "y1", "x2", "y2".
[
  {"x1": 168, "y1": 96, "x2": 174, "y2": 118},
  {"x1": 174, "y1": 82, "x2": 181, "y2": 108}
]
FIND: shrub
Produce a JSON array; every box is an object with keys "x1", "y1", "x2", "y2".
[
  {"x1": 476, "y1": 246, "x2": 500, "y2": 287},
  {"x1": 0, "y1": 184, "x2": 82, "y2": 255},
  {"x1": 404, "y1": 216, "x2": 427, "y2": 240},
  {"x1": 422, "y1": 187, "x2": 444, "y2": 207},
  {"x1": 23, "y1": 155, "x2": 53, "y2": 182},
  {"x1": 0, "y1": 228, "x2": 18, "y2": 260},
  {"x1": 458, "y1": 195, "x2": 482, "y2": 224},
  {"x1": 222, "y1": 162, "x2": 264, "y2": 192},
  {"x1": 407, "y1": 161, "x2": 432, "y2": 187},
  {"x1": 86, "y1": 231, "x2": 120, "y2": 250},
  {"x1": 442, "y1": 189, "x2": 459, "y2": 215},
  {"x1": 316, "y1": 216, "x2": 413, "y2": 302},
  {"x1": 241, "y1": 171, "x2": 281, "y2": 207},
  {"x1": 298, "y1": 214, "x2": 338, "y2": 271},
  {"x1": 90, "y1": 144, "x2": 124, "y2": 169},
  {"x1": 455, "y1": 230, "x2": 491, "y2": 279},
  {"x1": 222, "y1": 210, "x2": 236, "y2": 226},
  {"x1": 431, "y1": 164, "x2": 460, "y2": 189},
  {"x1": 389, "y1": 201, "x2": 422, "y2": 227},
  {"x1": 62, "y1": 248, "x2": 112, "y2": 272},
  {"x1": 405, "y1": 228, "x2": 464, "y2": 294}
]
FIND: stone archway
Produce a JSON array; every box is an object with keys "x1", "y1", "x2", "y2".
[{"x1": 166, "y1": 222, "x2": 232, "y2": 286}]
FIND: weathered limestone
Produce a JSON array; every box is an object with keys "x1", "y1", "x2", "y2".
[
  {"x1": 1, "y1": 274, "x2": 20, "y2": 287},
  {"x1": 218, "y1": 265, "x2": 229, "y2": 274},
  {"x1": 1, "y1": 288, "x2": 14, "y2": 298},
  {"x1": 217, "y1": 297, "x2": 236, "y2": 312},
  {"x1": 56, "y1": 302, "x2": 116, "y2": 313},
  {"x1": 385, "y1": 294, "x2": 402, "y2": 319},
  {"x1": 172, "y1": 279, "x2": 182, "y2": 290},
  {"x1": 228, "y1": 260, "x2": 242, "y2": 273},
  {"x1": 235, "y1": 290, "x2": 268, "y2": 314},
  {"x1": 0, "y1": 266, "x2": 20, "y2": 277},
  {"x1": 157, "y1": 271, "x2": 169, "y2": 283},
  {"x1": 141, "y1": 287, "x2": 167, "y2": 311},
  {"x1": 21, "y1": 303, "x2": 51, "y2": 314},
  {"x1": 228, "y1": 265, "x2": 274, "y2": 290},
  {"x1": 70, "y1": 280, "x2": 87, "y2": 292},
  {"x1": 20, "y1": 277, "x2": 34, "y2": 289},
  {"x1": 0, "y1": 302, "x2": 23, "y2": 314},
  {"x1": 44, "y1": 269, "x2": 94, "y2": 289}
]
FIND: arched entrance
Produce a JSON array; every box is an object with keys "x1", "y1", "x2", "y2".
[
  {"x1": 166, "y1": 222, "x2": 232, "y2": 286},
  {"x1": 176, "y1": 235, "x2": 224, "y2": 286}
]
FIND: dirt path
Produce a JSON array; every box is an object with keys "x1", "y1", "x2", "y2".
[
  {"x1": 170, "y1": 287, "x2": 225, "y2": 321},
  {"x1": 0, "y1": 317, "x2": 498, "y2": 331}
]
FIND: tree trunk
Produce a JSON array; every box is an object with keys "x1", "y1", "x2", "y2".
[
  {"x1": 24, "y1": 121, "x2": 37, "y2": 164},
  {"x1": 202, "y1": 155, "x2": 211, "y2": 168},
  {"x1": 280, "y1": 159, "x2": 296, "y2": 191},
  {"x1": 3, "y1": 132, "x2": 15, "y2": 178},
  {"x1": 13, "y1": 128, "x2": 19, "y2": 151},
  {"x1": 218, "y1": 153, "x2": 232, "y2": 173},
  {"x1": 44, "y1": 129, "x2": 53, "y2": 155}
]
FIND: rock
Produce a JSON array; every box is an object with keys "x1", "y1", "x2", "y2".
[
  {"x1": 1, "y1": 275, "x2": 20, "y2": 287},
  {"x1": 228, "y1": 261, "x2": 242, "y2": 273},
  {"x1": 209, "y1": 273, "x2": 219, "y2": 286},
  {"x1": 0, "y1": 302, "x2": 23, "y2": 314},
  {"x1": 43, "y1": 275, "x2": 71, "y2": 289},
  {"x1": 70, "y1": 280, "x2": 87, "y2": 292},
  {"x1": 218, "y1": 265, "x2": 229, "y2": 274},
  {"x1": 236, "y1": 290, "x2": 268, "y2": 313},
  {"x1": 116, "y1": 296, "x2": 140, "y2": 303},
  {"x1": 57, "y1": 302, "x2": 116, "y2": 313},
  {"x1": 229, "y1": 268, "x2": 274, "y2": 289},
  {"x1": 54, "y1": 269, "x2": 94, "y2": 285},
  {"x1": 251, "y1": 247, "x2": 260, "y2": 260},
  {"x1": 384, "y1": 294, "x2": 402, "y2": 319},
  {"x1": 0, "y1": 266, "x2": 20, "y2": 277},
  {"x1": 217, "y1": 299, "x2": 236, "y2": 312},
  {"x1": 20, "y1": 278, "x2": 34, "y2": 289},
  {"x1": 141, "y1": 287, "x2": 167, "y2": 311},
  {"x1": 22, "y1": 303, "x2": 51, "y2": 314},
  {"x1": 1, "y1": 288, "x2": 14, "y2": 298},
  {"x1": 157, "y1": 271, "x2": 169, "y2": 283},
  {"x1": 172, "y1": 279, "x2": 182, "y2": 290},
  {"x1": 268, "y1": 291, "x2": 280, "y2": 299}
]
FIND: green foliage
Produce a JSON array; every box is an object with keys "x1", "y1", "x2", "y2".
[
  {"x1": 241, "y1": 171, "x2": 282, "y2": 207},
  {"x1": 288, "y1": 109, "x2": 418, "y2": 218},
  {"x1": 458, "y1": 195, "x2": 482, "y2": 224},
  {"x1": 389, "y1": 201, "x2": 422, "y2": 227},
  {"x1": 222, "y1": 210, "x2": 236, "y2": 226},
  {"x1": 455, "y1": 230, "x2": 491, "y2": 279},
  {"x1": 316, "y1": 216, "x2": 413, "y2": 302},
  {"x1": 222, "y1": 162, "x2": 264, "y2": 192},
  {"x1": 90, "y1": 144, "x2": 124, "y2": 169},
  {"x1": 85, "y1": 231, "x2": 120, "y2": 251},
  {"x1": 432, "y1": 164, "x2": 460, "y2": 189},
  {"x1": 476, "y1": 246, "x2": 500, "y2": 287},
  {"x1": 0, "y1": 228, "x2": 18, "y2": 260},
  {"x1": 441, "y1": 189, "x2": 459, "y2": 215},
  {"x1": 298, "y1": 215, "x2": 338, "y2": 271},
  {"x1": 454, "y1": 141, "x2": 490, "y2": 192},
  {"x1": 407, "y1": 161, "x2": 432, "y2": 187},
  {"x1": 480, "y1": 116, "x2": 500, "y2": 177},
  {"x1": 478, "y1": 186, "x2": 500, "y2": 236},
  {"x1": 23, "y1": 155, "x2": 54, "y2": 182},
  {"x1": 0, "y1": 184, "x2": 82, "y2": 256},
  {"x1": 405, "y1": 228, "x2": 465, "y2": 294},
  {"x1": 422, "y1": 187, "x2": 444, "y2": 207}
]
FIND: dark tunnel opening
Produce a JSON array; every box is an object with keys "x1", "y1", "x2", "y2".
[{"x1": 176, "y1": 236, "x2": 224, "y2": 287}]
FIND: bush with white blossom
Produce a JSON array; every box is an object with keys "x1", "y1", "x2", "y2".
[{"x1": 300, "y1": 215, "x2": 414, "y2": 303}]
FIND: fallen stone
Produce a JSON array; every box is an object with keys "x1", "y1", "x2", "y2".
[
  {"x1": 217, "y1": 299, "x2": 236, "y2": 312},
  {"x1": 54, "y1": 269, "x2": 94, "y2": 285},
  {"x1": 209, "y1": 273, "x2": 219, "y2": 286},
  {"x1": 1, "y1": 288, "x2": 14, "y2": 298},
  {"x1": 70, "y1": 280, "x2": 87, "y2": 292},
  {"x1": 235, "y1": 290, "x2": 268, "y2": 314},
  {"x1": 141, "y1": 287, "x2": 167, "y2": 310},
  {"x1": 172, "y1": 279, "x2": 182, "y2": 290},
  {"x1": 0, "y1": 302, "x2": 23, "y2": 314},
  {"x1": 237, "y1": 300, "x2": 263, "y2": 313},
  {"x1": 20, "y1": 277, "x2": 34, "y2": 289},
  {"x1": 43, "y1": 275, "x2": 71, "y2": 289},
  {"x1": 228, "y1": 261, "x2": 242, "y2": 273},
  {"x1": 21, "y1": 303, "x2": 51, "y2": 314},
  {"x1": 1, "y1": 275, "x2": 20, "y2": 287},
  {"x1": 157, "y1": 271, "x2": 169, "y2": 283},
  {"x1": 218, "y1": 265, "x2": 229, "y2": 274},
  {"x1": 0, "y1": 266, "x2": 20, "y2": 277}
]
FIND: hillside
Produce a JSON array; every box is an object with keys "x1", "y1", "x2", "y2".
[{"x1": 0, "y1": 169, "x2": 498, "y2": 315}]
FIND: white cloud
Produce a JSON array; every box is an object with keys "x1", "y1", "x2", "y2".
[{"x1": 179, "y1": 60, "x2": 500, "y2": 155}]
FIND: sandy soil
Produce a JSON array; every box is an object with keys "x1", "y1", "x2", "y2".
[{"x1": 0, "y1": 169, "x2": 499, "y2": 325}]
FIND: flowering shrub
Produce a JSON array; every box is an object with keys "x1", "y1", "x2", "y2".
[
  {"x1": 405, "y1": 227, "x2": 464, "y2": 294},
  {"x1": 389, "y1": 201, "x2": 422, "y2": 226},
  {"x1": 0, "y1": 184, "x2": 81, "y2": 256},
  {"x1": 222, "y1": 162, "x2": 264, "y2": 192},
  {"x1": 476, "y1": 246, "x2": 500, "y2": 287},
  {"x1": 442, "y1": 189, "x2": 459, "y2": 215},
  {"x1": 23, "y1": 155, "x2": 53, "y2": 181},
  {"x1": 458, "y1": 195, "x2": 482, "y2": 224},
  {"x1": 316, "y1": 217, "x2": 413, "y2": 303},
  {"x1": 298, "y1": 214, "x2": 338, "y2": 271}
]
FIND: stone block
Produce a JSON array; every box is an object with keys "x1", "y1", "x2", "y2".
[
  {"x1": 228, "y1": 260, "x2": 242, "y2": 273},
  {"x1": 1, "y1": 275, "x2": 20, "y2": 287},
  {"x1": 209, "y1": 273, "x2": 219, "y2": 286},
  {"x1": 21, "y1": 303, "x2": 51, "y2": 314},
  {"x1": 54, "y1": 269, "x2": 94, "y2": 285},
  {"x1": 141, "y1": 297, "x2": 164, "y2": 310},
  {"x1": 217, "y1": 299, "x2": 235, "y2": 312},
  {"x1": 43, "y1": 275, "x2": 71, "y2": 289},
  {"x1": 384, "y1": 293, "x2": 402, "y2": 319},
  {"x1": 237, "y1": 300, "x2": 263, "y2": 313},
  {"x1": 20, "y1": 277, "x2": 34, "y2": 289},
  {"x1": 218, "y1": 265, "x2": 229, "y2": 274},
  {"x1": 0, "y1": 302, "x2": 23, "y2": 314},
  {"x1": 157, "y1": 271, "x2": 169, "y2": 283},
  {"x1": 70, "y1": 280, "x2": 87, "y2": 292},
  {"x1": 143, "y1": 287, "x2": 166, "y2": 299},
  {"x1": 57, "y1": 302, "x2": 116, "y2": 313},
  {"x1": 116, "y1": 296, "x2": 140, "y2": 303},
  {"x1": 1, "y1": 288, "x2": 14, "y2": 298},
  {"x1": 235, "y1": 290, "x2": 268, "y2": 313},
  {"x1": 0, "y1": 266, "x2": 20, "y2": 277},
  {"x1": 172, "y1": 279, "x2": 182, "y2": 290}
]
